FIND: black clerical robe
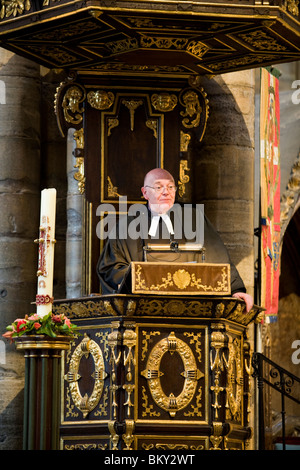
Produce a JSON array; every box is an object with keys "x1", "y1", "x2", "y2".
[{"x1": 97, "y1": 205, "x2": 246, "y2": 295}]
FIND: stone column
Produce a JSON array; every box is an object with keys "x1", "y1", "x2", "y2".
[
  {"x1": 0, "y1": 49, "x2": 41, "y2": 450},
  {"x1": 196, "y1": 69, "x2": 256, "y2": 448},
  {"x1": 197, "y1": 70, "x2": 255, "y2": 297},
  {"x1": 66, "y1": 128, "x2": 84, "y2": 298}
]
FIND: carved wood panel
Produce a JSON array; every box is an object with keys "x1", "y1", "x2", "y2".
[{"x1": 55, "y1": 76, "x2": 209, "y2": 293}]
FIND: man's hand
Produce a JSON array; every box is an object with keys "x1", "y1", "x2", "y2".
[{"x1": 232, "y1": 292, "x2": 254, "y2": 313}]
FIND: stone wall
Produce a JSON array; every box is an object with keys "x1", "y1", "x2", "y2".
[
  {"x1": 197, "y1": 70, "x2": 255, "y2": 297},
  {"x1": 0, "y1": 53, "x2": 67, "y2": 450},
  {"x1": 0, "y1": 50, "x2": 41, "y2": 450}
]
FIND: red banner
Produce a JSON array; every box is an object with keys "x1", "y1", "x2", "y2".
[{"x1": 260, "y1": 68, "x2": 281, "y2": 322}]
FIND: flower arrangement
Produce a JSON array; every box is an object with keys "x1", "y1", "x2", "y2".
[{"x1": 2, "y1": 312, "x2": 80, "y2": 342}]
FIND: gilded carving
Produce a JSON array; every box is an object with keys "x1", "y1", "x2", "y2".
[
  {"x1": 224, "y1": 337, "x2": 243, "y2": 422},
  {"x1": 141, "y1": 331, "x2": 203, "y2": 417},
  {"x1": 108, "y1": 420, "x2": 119, "y2": 450},
  {"x1": 122, "y1": 99, "x2": 143, "y2": 131},
  {"x1": 122, "y1": 420, "x2": 135, "y2": 450},
  {"x1": 210, "y1": 422, "x2": 223, "y2": 450},
  {"x1": 108, "y1": 323, "x2": 122, "y2": 419},
  {"x1": 210, "y1": 327, "x2": 226, "y2": 419},
  {"x1": 238, "y1": 31, "x2": 287, "y2": 52},
  {"x1": 141, "y1": 385, "x2": 161, "y2": 417},
  {"x1": 134, "y1": 264, "x2": 229, "y2": 294},
  {"x1": 73, "y1": 128, "x2": 85, "y2": 194},
  {"x1": 282, "y1": 0, "x2": 299, "y2": 16},
  {"x1": 87, "y1": 90, "x2": 115, "y2": 110},
  {"x1": 178, "y1": 159, "x2": 190, "y2": 197},
  {"x1": 107, "y1": 118, "x2": 119, "y2": 136},
  {"x1": 209, "y1": 55, "x2": 278, "y2": 72},
  {"x1": 107, "y1": 176, "x2": 122, "y2": 198},
  {"x1": 141, "y1": 330, "x2": 161, "y2": 361},
  {"x1": 146, "y1": 119, "x2": 158, "y2": 138},
  {"x1": 123, "y1": 325, "x2": 137, "y2": 417},
  {"x1": 180, "y1": 89, "x2": 201, "y2": 128},
  {"x1": 62, "y1": 85, "x2": 85, "y2": 125},
  {"x1": 65, "y1": 334, "x2": 107, "y2": 418},
  {"x1": 244, "y1": 342, "x2": 253, "y2": 425},
  {"x1": 106, "y1": 38, "x2": 138, "y2": 54},
  {"x1": 0, "y1": 0, "x2": 30, "y2": 19},
  {"x1": 151, "y1": 92, "x2": 177, "y2": 112},
  {"x1": 180, "y1": 132, "x2": 191, "y2": 152},
  {"x1": 186, "y1": 40, "x2": 209, "y2": 59},
  {"x1": 140, "y1": 36, "x2": 188, "y2": 50},
  {"x1": 173, "y1": 269, "x2": 191, "y2": 289},
  {"x1": 65, "y1": 442, "x2": 108, "y2": 450}
]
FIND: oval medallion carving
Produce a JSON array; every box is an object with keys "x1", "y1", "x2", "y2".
[
  {"x1": 141, "y1": 331, "x2": 203, "y2": 417},
  {"x1": 65, "y1": 333, "x2": 107, "y2": 418}
]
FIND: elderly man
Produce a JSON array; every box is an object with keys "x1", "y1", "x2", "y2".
[{"x1": 97, "y1": 168, "x2": 253, "y2": 312}]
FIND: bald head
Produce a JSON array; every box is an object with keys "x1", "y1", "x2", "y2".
[
  {"x1": 143, "y1": 168, "x2": 174, "y2": 186},
  {"x1": 141, "y1": 168, "x2": 176, "y2": 214}
]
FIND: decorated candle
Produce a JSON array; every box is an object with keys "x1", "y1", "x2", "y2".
[{"x1": 35, "y1": 188, "x2": 57, "y2": 317}]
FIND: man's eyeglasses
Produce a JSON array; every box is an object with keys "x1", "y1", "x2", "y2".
[{"x1": 145, "y1": 184, "x2": 177, "y2": 193}]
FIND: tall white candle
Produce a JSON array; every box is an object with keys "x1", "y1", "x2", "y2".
[{"x1": 35, "y1": 188, "x2": 57, "y2": 317}]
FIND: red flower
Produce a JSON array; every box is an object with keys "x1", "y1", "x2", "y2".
[
  {"x1": 16, "y1": 320, "x2": 27, "y2": 332},
  {"x1": 52, "y1": 314, "x2": 63, "y2": 324},
  {"x1": 33, "y1": 322, "x2": 41, "y2": 330}
]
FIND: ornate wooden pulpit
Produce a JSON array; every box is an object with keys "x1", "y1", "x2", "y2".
[{"x1": 55, "y1": 262, "x2": 263, "y2": 451}]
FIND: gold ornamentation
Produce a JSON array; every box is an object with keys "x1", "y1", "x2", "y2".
[
  {"x1": 244, "y1": 342, "x2": 253, "y2": 425},
  {"x1": 122, "y1": 99, "x2": 143, "y2": 131},
  {"x1": 141, "y1": 385, "x2": 161, "y2": 417},
  {"x1": 178, "y1": 159, "x2": 190, "y2": 197},
  {"x1": 224, "y1": 337, "x2": 243, "y2": 422},
  {"x1": 186, "y1": 40, "x2": 209, "y2": 59},
  {"x1": 146, "y1": 119, "x2": 158, "y2": 138},
  {"x1": 140, "y1": 36, "x2": 188, "y2": 50},
  {"x1": 107, "y1": 118, "x2": 119, "y2": 136},
  {"x1": 180, "y1": 131, "x2": 191, "y2": 152},
  {"x1": 238, "y1": 31, "x2": 287, "y2": 52},
  {"x1": 173, "y1": 269, "x2": 191, "y2": 289},
  {"x1": 62, "y1": 85, "x2": 85, "y2": 125},
  {"x1": 123, "y1": 325, "x2": 137, "y2": 417},
  {"x1": 107, "y1": 176, "x2": 122, "y2": 198},
  {"x1": 134, "y1": 264, "x2": 229, "y2": 294},
  {"x1": 209, "y1": 55, "x2": 278, "y2": 72},
  {"x1": 0, "y1": 0, "x2": 30, "y2": 19},
  {"x1": 106, "y1": 38, "x2": 138, "y2": 54},
  {"x1": 141, "y1": 331, "x2": 203, "y2": 417},
  {"x1": 65, "y1": 442, "x2": 108, "y2": 450},
  {"x1": 108, "y1": 323, "x2": 122, "y2": 419},
  {"x1": 141, "y1": 330, "x2": 161, "y2": 361},
  {"x1": 87, "y1": 90, "x2": 114, "y2": 110},
  {"x1": 180, "y1": 89, "x2": 201, "y2": 128},
  {"x1": 210, "y1": 422, "x2": 223, "y2": 450},
  {"x1": 282, "y1": 0, "x2": 299, "y2": 16},
  {"x1": 151, "y1": 92, "x2": 177, "y2": 112},
  {"x1": 108, "y1": 421, "x2": 119, "y2": 450},
  {"x1": 122, "y1": 420, "x2": 135, "y2": 450},
  {"x1": 142, "y1": 441, "x2": 205, "y2": 450},
  {"x1": 210, "y1": 327, "x2": 226, "y2": 420},
  {"x1": 65, "y1": 334, "x2": 107, "y2": 418},
  {"x1": 73, "y1": 128, "x2": 85, "y2": 194}
]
